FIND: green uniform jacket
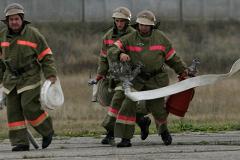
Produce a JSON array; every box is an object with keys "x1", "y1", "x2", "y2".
[
  {"x1": 108, "y1": 29, "x2": 187, "y2": 76},
  {"x1": 97, "y1": 26, "x2": 135, "y2": 77},
  {"x1": 0, "y1": 24, "x2": 57, "y2": 94}
]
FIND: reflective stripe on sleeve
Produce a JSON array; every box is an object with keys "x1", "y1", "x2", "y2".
[
  {"x1": 100, "y1": 50, "x2": 107, "y2": 57},
  {"x1": 114, "y1": 40, "x2": 124, "y2": 51},
  {"x1": 165, "y1": 48, "x2": 176, "y2": 61},
  {"x1": 37, "y1": 48, "x2": 52, "y2": 60},
  {"x1": 103, "y1": 39, "x2": 114, "y2": 45}
]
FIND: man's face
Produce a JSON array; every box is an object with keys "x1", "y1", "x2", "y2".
[
  {"x1": 115, "y1": 18, "x2": 127, "y2": 31},
  {"x1": 8, "y1": 14, "x2": 23, "y2": 32},
  {"x1": 138, "y1": 24, "x2": 152, "y2": 35}
]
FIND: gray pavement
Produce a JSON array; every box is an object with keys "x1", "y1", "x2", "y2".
[{"x1": 1, "y1": 131, "x2": 240, "y2": 160}]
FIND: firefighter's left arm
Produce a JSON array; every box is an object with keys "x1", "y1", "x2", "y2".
[
  {"x1": 107, "y1": 37, "x2": 129, "y2": 63},
  {"x1": 35, "y1": 31, "x2": 57, "y2": 80},
  {"x1": 96, "y1": 37, "x2": 109, "y2": 80},
  {"x1": 96, "y1": 55, "x2": 109, "y2": 79},
  {"x1": 161, "y1": 33, "x2": 187, "y2": 75},
  {"x1": 107, "y1": 42, "x2": 121, "y2": 62},
  {"x1": 166, "y1": 54, "x2": 187, "y2": 75}
]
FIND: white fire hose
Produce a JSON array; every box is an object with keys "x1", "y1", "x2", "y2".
[{"x1": 125, "y1": 58, "x2": 240, "y2": 101}]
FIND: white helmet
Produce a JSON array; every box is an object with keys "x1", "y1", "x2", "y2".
[
  {"x1": 4, "y1": 3, "x2": 24, "y2": 17},
  {"x1": 136, "y1": 10, "x2": 156, "y2": 26},
  {"x1": 112, "y1": 7, "x2": 131, "y2": 21}
]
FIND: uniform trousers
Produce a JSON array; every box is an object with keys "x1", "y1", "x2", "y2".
[{"x1": 6, "y1": 86, "x2": 53, "y2": 146}]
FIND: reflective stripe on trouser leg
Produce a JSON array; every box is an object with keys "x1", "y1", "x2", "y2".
[
  {"x1": 21, "y1": 86, "x2": 53, "y2": 137},
  {"x1": 115, "y1": 96, "x2": 137, "y2": 139},
  {"x1": 102, "y1": 90, "x2": 125, "y2": 132},
  {"x1": 7, "y1": 88, "x2": 29, "y2": 146},
  {"x1": 146, "y1": 97, "x2": 169, "y2": 133}
]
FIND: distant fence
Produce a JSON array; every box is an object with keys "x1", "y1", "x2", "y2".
[{"x1": 0, "y1": 0, "x2": 240, "y2": 22}]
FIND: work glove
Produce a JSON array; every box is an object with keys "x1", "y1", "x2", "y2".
[
  {"x1": 178, "y1": 69, "x2": 189, "y2": 81},
  {"x1": 88, "y1": 74, "x2": 105, "y2": 85}
]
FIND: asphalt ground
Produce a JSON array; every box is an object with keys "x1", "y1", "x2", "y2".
[{"x1": 1, "y1": 131, "x2": 240, "y2": 160}]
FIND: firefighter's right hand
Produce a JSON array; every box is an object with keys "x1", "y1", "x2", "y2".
[
  {"x1": 47, "y1": 75, "x2": 57, "y2": 84},
  {"x1": 120, "y1": 53, "x2": 130, "y2": 62},
  {"x1": 88, "y1": 79, "x2": 97, "y2": 85},
  {"x1": 88, "y1": 74, "x2": 105, "y2": 85},
  {"x1": 178, "y1": 69, "x2": 189, "y2": 81}
]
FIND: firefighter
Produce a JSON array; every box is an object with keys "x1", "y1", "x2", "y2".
[
  {"x1": 95, "y1": 7, "x2": 151, "y2": 145},
  {"x1": 107, "y1": 10, "x2": 188, "y2": 147},
  {"x1": 0, "y1": 3, "x2": 57, "y2": 151}
]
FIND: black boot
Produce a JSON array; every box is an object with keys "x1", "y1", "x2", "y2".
[
  {"x1": 42, "y1": 131, "x2": 54, "y2": 149},
  {"x1": 160, "y1": 130, "x2": 172, "y2": 145},
  {"x1": 101, "y1": 130, "x2": 115, "y2": 145},
  {"x1": 117, "y1": 138, "x2": 132, "y2": 147},
  {"x1": 137, "y1": 116, "x2": 151, "y2": 140},
  {"x1": 12, "y1": 144, "x2": 29, "y2": 152}
]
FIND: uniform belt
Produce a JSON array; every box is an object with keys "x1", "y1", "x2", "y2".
[
  {"x1": 7, "y1": 61, "x2": 38, "y2": 77},
  {"x1": 16, "y1": 63, "x2": 36, "y2": 75}
]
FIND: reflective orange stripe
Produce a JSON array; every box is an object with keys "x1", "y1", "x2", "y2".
[
  {"x1": 126, "y1": 46, "x2": 143, "y2": 52},
  {"x1": 37, "y1": 48, "x2": 52, "y2": 60},
  {"x1": 117, "y1": 115, "x2": 136, "y2": 122},
  {"x1": 114, "y1": 40, "x2": 124, "y2": 51},
  {"x1": 0, "y1": 42, "x2": 10, "y2": 47},
  {"x1": 116, "y1": 114, "x2": 136, "y2": 125},
  {"x1": 149, "y1": 45, "x2": 166, "y2": 51},
  {"x1": 100, "y1": 49, "x2": 107, "y2": 57},
  {"x1": 8, "y1": 121, "x2": 26, "y2": 128},
  {"x1": 17, "y1": 40, "x2": 37, "y2": 48},
  {"x1": 108, "y1": 107, "x2": 118, "y2": 114},
  {"x1": 165, "y1": 48, "x2": 176, "y2": 61},
  {"x1": 107, "y1": 107, "x2": 119, "y2": 117},
  {"x1": 104, "y1": 39, "x2": 114, "y2": 45},
  {"x1": 28, "y1": 111, "x2": 48, "y2": 126}
]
